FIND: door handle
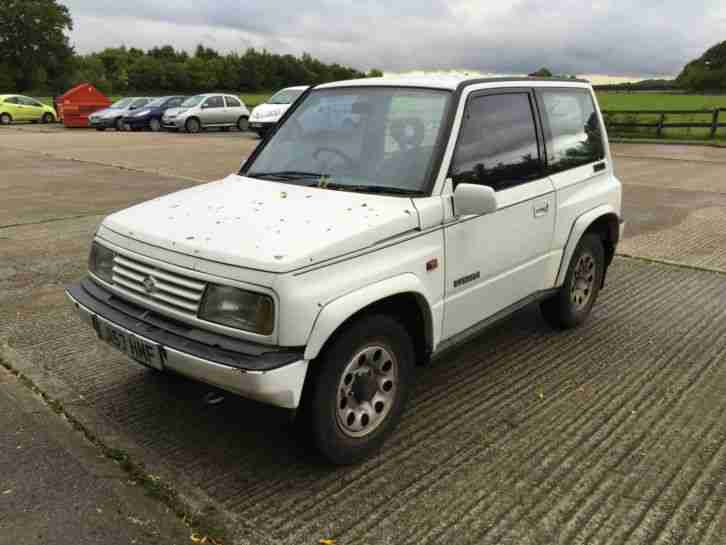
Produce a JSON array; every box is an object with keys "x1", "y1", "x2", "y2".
[{"x1": 533, "y1": 201, "x2": 550, "y2": 218}]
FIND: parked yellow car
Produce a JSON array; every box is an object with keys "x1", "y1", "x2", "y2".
[{"x1": 0, "y1": 94, "x2": 57, "y2": 125}]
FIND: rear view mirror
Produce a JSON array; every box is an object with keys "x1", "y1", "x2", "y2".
[{"x1": 453, "y1": 183, "x2": 498, "y2": 216}]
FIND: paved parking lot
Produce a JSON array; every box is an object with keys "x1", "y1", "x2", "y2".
[{"x1": 2, "y1": 127, "x2": 726, "y2": 545}]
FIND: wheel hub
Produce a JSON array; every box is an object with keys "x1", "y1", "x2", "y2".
[
  {"x1": 571, "y1": 252, "x2": 596, "y2": 310},
  {"x1": 336, "y1": 345, "x2": 397, "y2": 438}
]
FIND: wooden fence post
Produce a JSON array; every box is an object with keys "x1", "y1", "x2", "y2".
[
  {"x1": 710, "y1": 109, "x2": 720, "y2": 139},
  {"x1": 656, "y1": 113, "x2": 665, "y2": 138}
]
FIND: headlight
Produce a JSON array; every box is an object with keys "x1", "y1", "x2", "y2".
[
  {"x1": 89, "y1": 242, "x2": 115, "y2": 284},
  {"x1": 199, "y1": 285, "x2": 274, "y2": 335}
]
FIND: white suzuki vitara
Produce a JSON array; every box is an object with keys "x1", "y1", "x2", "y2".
[{"x1": 67, "y1": 76, "x2": 623, "y2": 464}]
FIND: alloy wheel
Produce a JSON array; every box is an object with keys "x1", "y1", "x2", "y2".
[{"x1": 336, "y1": 344, "x2": 398, "y2": 438}]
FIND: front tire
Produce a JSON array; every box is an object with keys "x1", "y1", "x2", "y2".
[
  {"x1": 301, "y1": 314, "x2": 415, "y2": 465},
  {"x1": 237, "y1": 116, "x2": 249, "y2": 132},
  {"x1": 185, "y1": 117, "x2": 201, "y2": 134},
  {"x1": 0, "y1": 113, "x2": 12, "y2": 125},
  {"x1": 114, "y1": 117, "x2": 124, "y2": 131},
  {"x1": 42, "y1": 113, "x2": 54, "y2": 124},
  {"x1": 541, "y1": 233, "x2": 604, "y2": 329},
  {"x1": 149, "y1": 118, "x2": 161, "y2": 132}
]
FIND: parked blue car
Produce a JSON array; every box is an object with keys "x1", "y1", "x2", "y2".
[{"x1": 122, "y1": 96, "x2": 187, "y2": 131}]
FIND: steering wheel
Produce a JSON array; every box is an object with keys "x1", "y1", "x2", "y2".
[
  {"x1": 390, "y1": 117, "x2": 425, "y2": 151},
  {"x1": 312, "y1": 147, "x2": 355, "y2": 170}
]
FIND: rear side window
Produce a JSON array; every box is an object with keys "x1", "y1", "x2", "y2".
[
  {"x1": 450, "y1": 92, "x2": 542, "y2": 191},
  {"x1": 204, "y1": 96, "x2": 224, "y2": 109},
  {"x1": 538, "y1": 89, "x2": 604, "y2": 173},
  {"x1": 4, "y1": 97, "x2": 18, "y2": 104},
  {"x1": 225, "y1": 96, "x2": 242, "y2": 108}
]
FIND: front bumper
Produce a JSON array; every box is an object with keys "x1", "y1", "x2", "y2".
[
  {"x1": 65, "y1": 278, "x2": 308, "y2": 409},
  {"x1": 88, "y1": 117, "x2": 117, "y2": 129},
  {"x1": 249, "y1": 120, "x2": 275, "y2": 131},
  {"x1": 162, "y1": 117, "x2": 181, "y2": 129}
]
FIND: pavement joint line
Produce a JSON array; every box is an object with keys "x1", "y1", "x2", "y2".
[
  {"x1": 616, "y1": 252, "x2": 726, "y2": 277},
  {"x1": 613, "y1": 153, "x2": 726, "y2": 165},
  {"x1": 0, "y1": 144, "x2": 207, "y2": 184},
  {"x1": 0, "y1": 352, "x2": 236, "y2": 545},
  {"x1": 0, "y1": 212, "x2": 106, "y2": 230},
  {"x1": 611, "y1": 138, "x2": 726, "y2": 149}
]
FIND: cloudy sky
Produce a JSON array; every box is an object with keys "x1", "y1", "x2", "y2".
[{"x1": 62, "y1": 0, "x2": 725, "y2": 82}]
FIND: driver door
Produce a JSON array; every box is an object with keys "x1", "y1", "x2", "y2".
[{"x1": 442, "y1": 90, "x2": 556, "y2": 339}]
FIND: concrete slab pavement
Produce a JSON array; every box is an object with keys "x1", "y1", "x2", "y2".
[{"x1": 0, "y1": 365, "x2": 191, "y2": 545}]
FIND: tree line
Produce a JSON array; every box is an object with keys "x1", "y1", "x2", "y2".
[
  {"x1": 72, "y1": 45, "x2": 381, "y2": 95},
  {"x1": 0, "y1": 0, "x2": 382, "y2": 95}
]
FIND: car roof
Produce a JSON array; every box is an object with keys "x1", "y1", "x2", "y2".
[
  {"x1": 279, "y1": 85, "x2": 309, "y2": 91},
  {"x1": 316, "y1": 75, "x2": 591, "y2": 91}
]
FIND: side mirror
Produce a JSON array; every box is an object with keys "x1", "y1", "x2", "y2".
[{"x1": 453, "y1": 183, "x2": 498, "y2": 216}]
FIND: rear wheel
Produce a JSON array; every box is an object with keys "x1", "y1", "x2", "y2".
[
  {"x1": 541, "y1": 233, "x2": 604, "y2": 329},
  {"x1": 114, "y1": 117, "x2": 124, "y2": 131},
  {"x1": 41, "y1": 113, "x2": 54, "y2": 124},
  {"x1": 237, "y1": 116, "x2": 249, "y2": 132},
  {"x1": 300, "y1": 314, "x2": 414, "y2": 465},
  {"x1": 185, "y1": 117, "x2": 201, "y2": 134},
  {"x1": 0, "y1": 113, "x2": 12, "y2": 125}
]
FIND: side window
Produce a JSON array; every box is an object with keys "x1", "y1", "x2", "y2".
[
  {"x1": 204, "y1": 96, "x2": 224, "y2": 109},
  {"x1": 20, "y1": 97, "x2": 42, "y2": 107},
  {"x1": 168, "y1": 98, "x2": 183, "y2": 108},
  {"x1": 5, "y1": 97, "x2": 18, "y2": 104},
  {"x1": 450, "y1": 93, "x2": 542, "y2": 191},
  {"x1": 538, "y1": 89, "x2": 604, "y2": 173},
  {"x1": 225, "y1": 96, "x2": 242, "y2": 108}
]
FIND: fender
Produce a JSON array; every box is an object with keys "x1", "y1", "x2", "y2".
[
  {"x1": 304, "y1": 273, "x2": 436, "y2": 361},
  {"x1": 556, "y1": 204, "x2": 619, "y2": 287}
]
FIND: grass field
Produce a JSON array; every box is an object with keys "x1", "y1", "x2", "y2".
[
  {"x1": 595, "y1": 92, "x2": 726, "y2": 141},
  {"x1": 596, "y1": 92, "x2": 726, "y2": 111}
]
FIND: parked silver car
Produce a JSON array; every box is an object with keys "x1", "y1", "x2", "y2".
[{"x1": 162, "y1": 94, "x2": 250, "y2": 133}]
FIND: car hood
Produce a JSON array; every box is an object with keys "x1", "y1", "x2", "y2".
[
  {"x1": 163, "y1": 107, "x2": 188, "y2": 117},
  {"x1": 251, "y1": 103, "x2": 290, "y2": 120},
  {"x1": 101, "y1": 175, "x2": 420, "y2": 273}
]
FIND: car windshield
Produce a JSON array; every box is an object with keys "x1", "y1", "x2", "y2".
[
  {"x1": 268, "y1": 88, "x2": 305, "y2": 105},
  {"x1": 181, "y1": 95, "x2": 205, "y2": 108},
  {"x1": 146, "y1": 97, "x2": 168, "y2": 108},
  {"x1": 109, "y1": 98, "x2": 133, "y2": 109},
  {"x1": 246, "y1": 87, "x2": 451, "y2": 195}
]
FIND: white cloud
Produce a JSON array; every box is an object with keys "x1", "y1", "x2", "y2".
[{"x1": 63, "y1": 0, "x2": 723, "y2": 78}]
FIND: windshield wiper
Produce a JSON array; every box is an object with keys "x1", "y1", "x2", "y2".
[
  {"x1": 248, "y1": 171, "x2": 325, "y2": 181},
  {"x1": 308, "y1": 182, "x2": 425, "y2": 196}
]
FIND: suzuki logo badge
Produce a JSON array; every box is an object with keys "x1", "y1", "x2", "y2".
[{"x1": 143, "y1": 276, "x2": 157, "y2": 294}]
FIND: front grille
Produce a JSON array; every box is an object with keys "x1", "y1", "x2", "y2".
[{"x1": 111, "y1": 254, "x2": 206, "y2": 316}]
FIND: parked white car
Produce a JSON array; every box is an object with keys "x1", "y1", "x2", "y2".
[
  {"x1": 249, "y1": 86, "x2": 308, "y2": 138},
  {"x1": 67, "y1": 76, "x2": 623, "y2": 464},
  {"x1": 162, "y1": 93, "x2": 250, "y2": 133}
]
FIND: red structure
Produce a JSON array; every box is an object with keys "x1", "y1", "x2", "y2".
[{"x1": 55, "y1": 83, "x2": 111, "y2": 128}]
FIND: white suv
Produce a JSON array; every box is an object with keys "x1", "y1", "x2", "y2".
[{"x1": 67, "y1": 76, "x2": 623, "y2": 464}]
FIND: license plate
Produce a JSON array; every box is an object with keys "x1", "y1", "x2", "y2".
[{"x1": 93, "y1": 316, "x2": 163, "y2": 370}]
